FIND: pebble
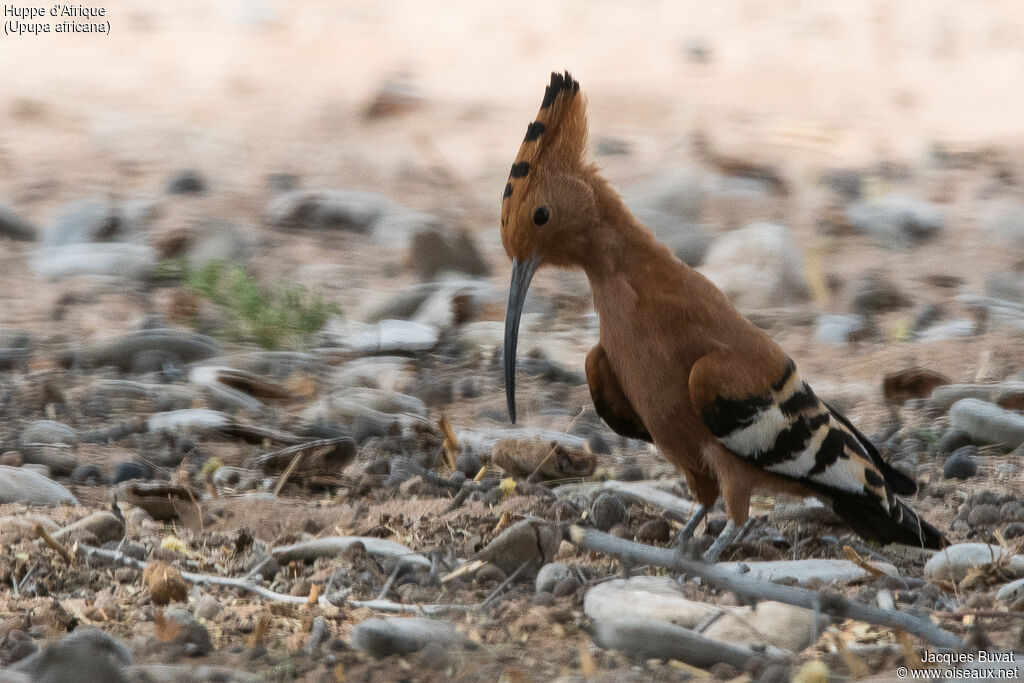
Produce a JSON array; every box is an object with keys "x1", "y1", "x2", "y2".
[
  {"x1": 455, "y1": 453, "x2": 482, "y2": 478},
  {"x1": 944, "y1": 447, "x2": 979, "y2": 480},
  {"x1": 210, "y1": 466, "x2": 262, "y2": 492},
  {"x1": 923, "y1": 543, "x2": 1024, "y2": 583},
  {"x1": 159, "y1": 609, "x2": 213, "y2": 656},
  {"x1": 0, "y1": 451, "x2": 23, "y2": 467},
  {"x1": 271, "y1": 536, "x2": 431, "y2": 569},
  {"x1": 932, "y1": 383, "x2": 1024, "y2": 410},
  {"x1": 53, "y1": 511, "x2": 125, "y2": 544},
  {"x1": 637, "y1": 518, "x2": 672, "y2": 543},
  {"x1": 180, "y1": 220, "x2": 251, "y2": 267},
  {"x1": 590, "y1": 492, "x2": 627, "y2": 532},
  {"x1": 369, "y1": 210, "x2": 441, "y2": 249},
  {"x1": 967, "y1": 504, "x2": 1000, "y2": 527},
  {"x1": 474, "y1": 520, "x2": 561, "y2": 576},
  {"x1": 112, "y1": 462, "x2": 152, "y2": 484},
  {"x1": 165, "y1": 169, "x2": 206, "y2": 195},
  {"x1": 844, "y1": 196, "x2": 946, "y2": 247},
  {"x1": 61, "y1": 328, "x2": 221, "y2": 371},
  {"x1": 0, "y1": 465, "x2": 77, "y2": 505},
  {"x1": 938, "y1": 429, "x2": 974, "y2": 456},
  {"x1": 43, "y1": 198, "x2": 125, "y2": 246},
  {"x1": 9, "y1": 628, "x2": 132, "y2": 683},
  {"x1": 535, "y1": 563, "x2": 576, "y2": 594},
  {"x1": 264, "y1": 189, "x2": 389, "y2": 233},
  {"x1": 1005, "y1": 523, "x2": 1024, "y2": 540},
  {"x1": 20, "y1": 420, "x2": 77, "y2": 446},
  {"x1": 351, "y1": 617, "x2": 466, "y2": 658},
  {"x1": 615, "y1": 464, "x2": 644, "y2": 481},
  {"x1": 552, "y1": 577, "x2": 580, "y2": 597},
  {"x1": 323, "y1": 318, "x2": 438, "y2": 354},
  {"x1": 698, "y1": 222, "x2": 810, "y2": 309},
  {"x1": 849, "y1": 269, "x2": 905, "y2": 315},
  {"x1": 593, "y1": 618, "x2": 778, "y2": 669},
  {"x1": 408, "y1": 228, "x2": 489, "y2": 280},
  {"x1": 719, "y1": 559, "x2": 898, "y2": 585},
  {"x1": 0, "y1": 204, "x2": 38, "y2": 241},
  {"x1": 31, "y1": 243, "x2": 158, "y2": 280},
  {"x1": 814, "y1": 314, "x2": 870, "y2": 346},
  {"x1": 985, "y1": 207, "x2": 1024, "y2": 249},
  {"x1": 949, "y1": 398, "x2": 1024, "y2": 449}
]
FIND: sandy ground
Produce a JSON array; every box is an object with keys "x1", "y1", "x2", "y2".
[{"x1": 1, "y1": 2, "x2": 1024, "y2": 681}]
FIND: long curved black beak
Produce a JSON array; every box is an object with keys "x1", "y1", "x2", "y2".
[{"x1": 503, "y1": 255, "x2": 540, "y2": 423}]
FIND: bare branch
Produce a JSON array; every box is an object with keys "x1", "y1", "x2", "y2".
[{"x1": 569, "y1": 525, "x2": 965, "y2": 650}]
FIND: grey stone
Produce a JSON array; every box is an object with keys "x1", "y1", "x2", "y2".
[
  {"x1": 845, "y1": 196, "x2": 945, "y2": 247},
  {"x1": 474, "y1": 520, "x2": 560, "y2": 577},
  {"x1": 944, "y1": 449, "x2": 979, "y2": 480},
  {"x1": 987, "y1": 271, "x2": 1024, "y2": 303},
  {"x1": 938, "y1": 429, "x2": 973, "y2": 456},
  {"x1": 950, "y1": 399, "x2": 1024, "y2": 449},
  {"x1": 814, "y1": 314, "x2": 870, "y2": 346},
  {"x1": 44, "y1": 198, "x2": 121, "y2": 246},
  {"x1": 985, "y1": 208, "x2": 1024, "y2": 249},
  {"x1": 323, "y1": 317, "x2": 438, "y2": 354},
  {"x1": 264, "y1": 189, "x2": 389, "y2": 233},
  {"x1": 915, "y1": 320, "x2": 977, "y2": 343},
  {"x1": 193, "y1": 594, "x2": 223, "y2": 622},
  {"x1": 699, "y1": 223, "x2": 809, "y2": 309},
  {"x1": 408, "y1": 228, "x2": 489, "y2": 280},
  {"x1": 0, "y1": 204, "x2": 37, "y2": 241},
  {"x1": 53, "y1": 511, "x2": 124, "y2": 544},
  {"x1": 719, "y1": 559, "x2": 898, "y2": 585},
  {"x1": 31, "y1": 243, "x2": 157, "y2": 279},
  {"x1": 0, "y1": 466, "x2": 76, "y2": 505},
  {"x1": 165, "y1": 170, "x2": 206, "y2": 195},
  {"x1": 924, "y1": 543, "x2": 1024, "y2": 583},
  {"x1": 159, "y1": 609, "x2": 213, "y2": 656},
  {"x1": 932, "y1": 384, "x2": 1024, "y2": 410},
  {"x1": 20, "y1": 421, "x2": 77, "y2": 446},
  {"x1": 371, "y1": 210, "x2": 442, "y2": 249},
  {"x1": 182, "y1": 220, "x2": 251, "y2": 266},
  {"x1": 849, "y1": 269, "x2": 905, "y2": 315},
  {"x1": 590, "y1": 493, "x2": 627, "y2": 532},
  {"x1": 10, "y1": 628, "x2": 130, "y2": 683},
  {"x1": 351, "y1": 617, "x2": 465, "y2": 659},
  {"x1": 535, "y1": 562, "x2": 576, "y2": 594}
]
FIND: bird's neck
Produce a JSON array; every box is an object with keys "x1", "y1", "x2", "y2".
[{"x1": 580, "y1": 174, "x2": 702, "y2": 305}]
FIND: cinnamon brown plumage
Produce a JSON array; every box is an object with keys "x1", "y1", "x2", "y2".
[{"x1": 501, "y1": 71, "x2": 945, "y2": 557}]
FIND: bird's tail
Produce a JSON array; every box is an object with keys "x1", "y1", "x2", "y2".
[{"x1": 823, "y1": 486, "x2": 946, "y2": 549}]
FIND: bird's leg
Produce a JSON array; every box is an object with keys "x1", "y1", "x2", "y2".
[
  {"x1": 671, "y1": 504, "x2": 707, "y2": 549},
  {"x1": 701, "y1": 517, "x2": 756, "y2": 563},
  {"x1": 702, "y1": 519, "x2": 738, "y2": 563}
]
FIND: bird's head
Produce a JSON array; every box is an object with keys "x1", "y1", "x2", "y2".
[{"x1": 501, "y1": 71, "x2": 597, "y2": 423}]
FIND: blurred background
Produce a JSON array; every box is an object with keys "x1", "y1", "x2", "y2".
[
  {"x1": 2, "y1": 4, "x2": 1024, "y2": 678},
  {"x1": 1, "y1": 0, "x2": 1023, "y2": 401}
]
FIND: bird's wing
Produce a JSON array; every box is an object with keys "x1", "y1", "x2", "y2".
[
  {"x1": 585, "y1": 345, "x2": 652, "y2": 443},
  {"x1": 689, "y1": 351, "x2": 944, "y2": 548}
]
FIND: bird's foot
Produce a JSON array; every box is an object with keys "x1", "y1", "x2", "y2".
[
  {"x1": 670, "y1": 504, "x2": 708, "y2": 550},
  {"x1": 701, "y1": 518, "x2": 755, "y2": 563}
]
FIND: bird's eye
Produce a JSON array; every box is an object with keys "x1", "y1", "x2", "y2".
[{"x1": 532, "y1": 206, "x2": 550, "y2": 226}]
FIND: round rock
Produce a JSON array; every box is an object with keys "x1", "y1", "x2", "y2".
[{"x1": 590, "y1": 492, "x2": 627, "y2": 532}]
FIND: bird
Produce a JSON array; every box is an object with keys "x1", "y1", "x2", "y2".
[{"x1": 500, "y1": 71, "x2": 946, "y2": 561}]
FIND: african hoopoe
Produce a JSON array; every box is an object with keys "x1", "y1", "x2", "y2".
[{"x1": 501, "y1": 72, "x2": 946, "y2": 561}]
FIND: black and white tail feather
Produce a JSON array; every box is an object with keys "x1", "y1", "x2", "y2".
[{"x1": 701, "y1": 359, "x2": 946, "y2": 549}]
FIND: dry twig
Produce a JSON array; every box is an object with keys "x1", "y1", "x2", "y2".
[{"x1": 569, "y1": 525, "x2": 965, "y2": 650}]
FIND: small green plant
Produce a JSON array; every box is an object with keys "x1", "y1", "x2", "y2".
[{"x1": 175, "y1": 259, "x2": 339, "y2": 350}]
